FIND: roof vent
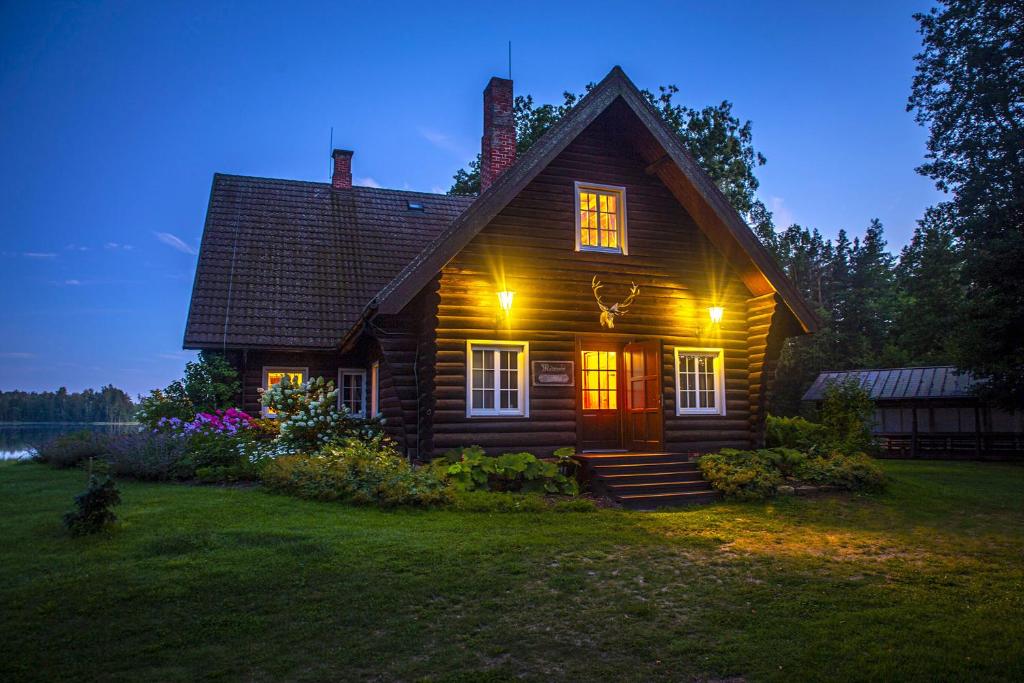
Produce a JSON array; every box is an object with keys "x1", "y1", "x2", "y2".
[{"x1": 407, "y1": 201, "x2": 424, "y2": 211}]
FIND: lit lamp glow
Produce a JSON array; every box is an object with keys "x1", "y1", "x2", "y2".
[
  {"x1": 708, "y1": 306, "x2": 724, "y2": 325},
  {"x1": 497, "y1": 290, "x2": 515, "y2": 316}
]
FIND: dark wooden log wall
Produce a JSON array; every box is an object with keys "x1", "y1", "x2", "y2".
[
  {"x1": 424, "y1": 110, "x2": 769, "y2": 457},
  {"x1": 745, "y1": 292, "x2": 780, "y2": 447}
]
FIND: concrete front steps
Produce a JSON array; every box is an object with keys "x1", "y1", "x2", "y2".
[{"x1": 576, "y1": 452, "x2": 720, "y2": 509}]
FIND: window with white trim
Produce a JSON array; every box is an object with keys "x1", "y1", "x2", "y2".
[
  {"x1": 262, "y1": 367, "x2": 308, "y2": 418},
  {"x1": 369, "y1": 361, "x2": 380, "y2": 417},
  {"x1": 466, "y1": 341, "x2": 529, "y2": 417},
  {"x1": 674, "y1": 348, "x2": 725, "y2": 416},
  {"x1": 338, "y1": 368, "x2": 367, "y2": 417},
  {"x1": 575, "y1": 182, "x2": 627, "y2": 254}
]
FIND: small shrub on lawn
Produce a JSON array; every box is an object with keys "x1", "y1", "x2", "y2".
[
  {"x1": 699, "y1": 447, "x2": 886, "y2": 500},
  {"x1": 35, "y1": 431, "x2": 110, "y2": 469},
  {"x1": 261, "y1": 437, "x2": 451, "y2": 507},
  {"x1": 698, "y1": 449, "x2": 783, "y2": 501},
  {"x1": 63, "y1": 471, "x2": 121, "y2": 536},
  {"x1": 431, "y1": 446, "x2": 578, "y2": 495},
  {"x1": 795, "y1": 452, "x2": 886, "y2": 492},
  {"x1": 104, "y1": 432, "x2": 191, "y2": 480},
  {"x1": 819, "y1": 379, "x2": 877, "y2": 454}
]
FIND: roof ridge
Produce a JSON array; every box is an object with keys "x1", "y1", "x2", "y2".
[
  {"x1": 213, "y1": 173, "x2": 470, "y2": 200},
  {"x1": 818, "y1": 365, "x2": 960, "y2": 373}
]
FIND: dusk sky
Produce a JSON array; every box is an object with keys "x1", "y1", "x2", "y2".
[{"x1": 1, "y1": 0, "x2": 943, "y2": 398}]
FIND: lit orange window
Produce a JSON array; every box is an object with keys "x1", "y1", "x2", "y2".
[
  {"x1": 576, "y1": 183, "x2": 625, "y2": 253},
  {"x1": 582, "y1": 350, "x2": 618, "y2": 410}
]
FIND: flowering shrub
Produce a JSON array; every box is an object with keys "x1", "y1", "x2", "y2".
[
  {"x1": 156, "y1": 408, "x2": 255, "y2": 436},
  {"x1": 261, "y1": 376, "x2": 384, "y2": 451}
]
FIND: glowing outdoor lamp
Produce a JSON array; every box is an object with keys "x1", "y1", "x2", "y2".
[
  {"x1": 708, "y1": 306, "x2": 724, "y2": 325},
  {"x1": 497, "y1": 290, "x2": 515, "y2": 317}
]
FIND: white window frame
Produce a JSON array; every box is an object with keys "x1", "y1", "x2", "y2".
[
  {"x1": 369, "y1": 361, "x2": 381, "y2": 417},
  {"x1": 673, "y1": 347, "x2": 726, "y2": 416},
  {"x1": 465, "y1": 340, "x2": 530, "y2": 418},
  {"x1": 574, "y1": 181, "x2": 628, "y2": 255},
  {"x1": 337, "y1": 368, "x2": 368, "y2": 418},
  {"x1": 262, "y1": 366, "x2": 308, "y2": 418}
]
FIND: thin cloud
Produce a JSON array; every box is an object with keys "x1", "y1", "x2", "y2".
[
  {"x1": 154, "y1": 232, "x2": 197, "y2": 255},
  {"x1": 418, "y1": 126, "x2": 473, "y2": 159},
  {"x1": 64, "y1": 279, "x2": 82, "y2": 286},
  {"x1": 355, "y1": 176, "x2": 382, "y2": 188},
  {"x1": 65, "y1": 244, "x2": 90, "y2": 252},
  {"x1": 770, "y1": 196, "x2": 796, "y2": 228},
  {"x1": 105, "y1": 242, "x2": 134, "y2": 251},
  {"x1": 0, "y1": 352, "x2": 34, "y2": 359},
  {"x1": 23, "y1": 252, "x2": 57, "y2": 259}
]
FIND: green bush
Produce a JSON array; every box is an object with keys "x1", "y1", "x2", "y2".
[
  {"x1": 765, "y1": 415, "x2": 829, "y2": 452},
  {"x1": 795, "y1": 452, "x2": 886, "y2": 492},
  {"x1": 135, "y1": 387, "x2": 194, "y2": 429},
  {"x1": 698, "y1": 449, "x2": 783, "y2": 501},
  {"x1": 699, "y1": 446, "x2": 886, "y2": 501},
  {"x1": 103, "y1": 432, "x2": 191, "y2": 480},
  {"x1": 63, "y1": 474, "x2": 121, "y2": 536},
  {"x1": 261, "y1": 437, "x2": 451, "y2": 507},
  {"x1": 819, "y1": 379, "x2": 876, "y2": 454},
  {"x1": 35, "y1": 431, "x2": 110, "y2": 469},
  {"x1": 431, "y1": 446, "x2": 578, "y2": 495}
]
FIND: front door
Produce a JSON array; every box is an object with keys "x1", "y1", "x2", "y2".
[
  {"x1": 578, "y1": 343, "x2": 622, "y2": 451},
  {"x1": 624, "y1": 340, "x2": 663, "y2": 451}
]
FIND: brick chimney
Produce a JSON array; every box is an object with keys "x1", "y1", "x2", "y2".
[
  {"x1": 480, "y1": 77, "x2": 515, "y2": 192},
  {"x1": 331, "y1": 148, "x2": 353, "y2": 189}
]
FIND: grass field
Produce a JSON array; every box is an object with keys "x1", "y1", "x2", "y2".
[{"x1": 1, "y1": 460, "x2": 1022, "y2": 682}]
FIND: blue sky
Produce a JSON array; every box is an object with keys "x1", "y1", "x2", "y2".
[{"x1": 0, "y1": 0, "x2": 943, "y2": 398}]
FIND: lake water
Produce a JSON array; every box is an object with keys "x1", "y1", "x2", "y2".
[{"x1": 0, "y1": 423, "x2": 140, "y2": 460}]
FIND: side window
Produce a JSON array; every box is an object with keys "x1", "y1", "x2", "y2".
[
  {"x1": 338, "y1": 368, "x2": 367, "y2": 417},
  {"x1": 673, "y1": 348, "x2": 725, "y2": 416},
  {"x1": 466, "y1": 341, "x2": 529, "y2": 417}
]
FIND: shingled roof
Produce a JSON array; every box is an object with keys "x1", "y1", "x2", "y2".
[
  {"x1": 802, "y1": 366, "x2": 980, "y2": 402},
  {"x1": 183, "y1": 174, "x2": 473, "y2": 349}
]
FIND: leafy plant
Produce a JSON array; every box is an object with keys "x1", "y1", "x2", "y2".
[
  {"x1": 765, "y1": 415, "x2": 829, "y2": 452},
  {"x1": 182, "y1": 351, "x2": 241, "y2": 412},
  {"x1": 261, "y1": 437, "x2": 450, "y2": 508},
  {"x1": 698, "y1": 449, "x2": 782, "y2": 501},
  {"x1": 35, "y1": 431, "x2": 110, "y2": 469},
  {"x1": 794, "y1": 452, "x2": 886, "y2": 493},
  {"x1": 135, "y1": 386, "x2": 194, "y2": 428},
  {"x1": 63, "y1": 470, "x2": 121, "y2": 536},
  {"x1": 432, "y1": 446, "x2": 578, "y2": 495}
]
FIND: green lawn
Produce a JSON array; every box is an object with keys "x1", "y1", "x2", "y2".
[{"x1": 1, "y1": 461, "x2": 1022, "y2": 682}]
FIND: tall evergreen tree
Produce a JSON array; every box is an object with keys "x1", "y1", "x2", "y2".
[{"x1": 908, "y1": 0, "x2": 1024, "y2": 407}]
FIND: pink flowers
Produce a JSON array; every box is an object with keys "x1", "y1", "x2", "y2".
[{"x1": 157, "y1": 408, "x2": 254, "y2": 436}]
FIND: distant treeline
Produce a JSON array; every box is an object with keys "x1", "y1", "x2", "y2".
[{"x1": 0, "y1": 387, "x2": 136, "y2": 423}]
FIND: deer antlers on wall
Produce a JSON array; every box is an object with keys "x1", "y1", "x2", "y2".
[{"x1": 591, "y1": 276, "x2": 640, "y2": 329}]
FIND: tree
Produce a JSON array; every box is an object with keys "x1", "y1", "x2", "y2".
[
  {"x1": 183, "y1": 351, "x2": 241, "y2": 413},
  {"x1": 908, "y1": 0, "x2": 1024, "y2": 407},
  {"x1": 893, "y1": 205, "x2": 964, "y2": 363},
  {"x1": 449, "y1": 84, "x2": 768, "y2": 220}
]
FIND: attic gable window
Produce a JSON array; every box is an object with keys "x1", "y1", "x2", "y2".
[{"x1": 575, "y1": 182, "x2": 627, "y2": 255}]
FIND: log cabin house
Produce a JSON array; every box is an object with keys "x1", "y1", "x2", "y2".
[{"x1": 184, "y1": 67, "x2": 819, "y2": 470}]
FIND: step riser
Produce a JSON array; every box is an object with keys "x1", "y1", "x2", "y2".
[
  {"x1": 592, "y1": 463, "x2": 699, "y2": 475},
  {"x1": 608, "y1": 482, "x2": 715, "y2": 496},
  {"x1": 600, "y1": 473, "x2": 706, "y2": 484},
  {"x1": 579, "y1": 454, "x2": 696, "y2": 466}
]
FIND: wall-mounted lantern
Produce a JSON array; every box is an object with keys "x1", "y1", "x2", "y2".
[
  {"x1": 697, "y1": 305, "x2": 724, "y2": 338},
  {"x1": 497, "y1": 290, "x2": 515, "y2": 323}
]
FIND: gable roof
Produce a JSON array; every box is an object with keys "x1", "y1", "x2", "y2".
[
  {"x1": 802, "y1": 366, "x2": 980, "y2": 402},
  {"x1": 183, "y1": 175, "x2": 472, "y2": 350},
  {"x1": 374, "y1": 66, "x2": 819, "y2": 333}
]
